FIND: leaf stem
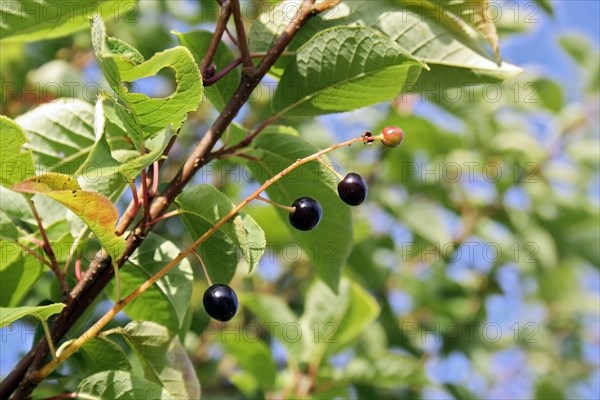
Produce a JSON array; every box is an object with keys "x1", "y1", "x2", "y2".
[{"x1": 31, "y1": 133, "x2": 367, "y2": 382}]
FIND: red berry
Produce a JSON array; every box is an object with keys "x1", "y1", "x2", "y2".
[{"x1": 381, "y1": 126, "x2": 404, "y2": 147}]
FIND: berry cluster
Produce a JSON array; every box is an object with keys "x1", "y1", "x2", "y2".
[{"x1": 202, "y1": 127, "x2": 403, "y2": 321}]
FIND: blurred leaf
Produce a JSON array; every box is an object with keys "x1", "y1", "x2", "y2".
[
  {"x1": 223, "y1": 336, "x2": 277, "y2": 391},
  {"x1": 272, "y1": 26, "x2": 423, "y2": 116},
  {"x1": 176, "y1": 184, "x2": 266, "y2": 284},
  {"x1": 117, "y1": 321, "x2": 200, "y2": 400},
  {"x1": 77, "y1": 370, "x2": 176, "y2": 400},
  {"x1": 0, "y1": 115, "x2": 34, "y2": 187},
  {"x1": 116, "y1": 234, "x2": 193, "y2": 332},
  {"x1": 0, "y1": 1, "x2": 136, "y2": 43}
]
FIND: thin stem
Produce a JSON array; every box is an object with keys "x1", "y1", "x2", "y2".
[
  {"x1": 230, "y1": 0, "x2": 254, "y2": 72},
  {"x1": 317, "y1": 156, "x2": 345, "y2": 181},
  {"x1": 145, "y1": 210, "x2": 182, "y2": 228},
  {"x1": 150, "y1": 161, "x2": 160, "y2": 197},
  {"x1": 125, "y1": 181, "x2": 140, "y2": 220},
  {"x1": 192, "y1": 249, "x2": 213, "y2": 286},
  {"x1": 40, "y1": 320, "x2": 57, "y2": 361},
  {"x1": 200, "y1": 0, "x2": 232, "y2": 76},
  {"x1": 63, "y1": 227, "x2": 88, "y2": 273},
  {"x1": 141, "y1": 169, "x2": 151, "y2": 225},
  {"x1": 26, "y1": 198, "x2": 69, "y2": 297},
  {"x1": 255, "y1": 195, "x2": 295, "y2": 213},
  {"x1": 213, "y1": 114, "x2": 278, "y2": 156},
  {"x1": 11, "y1": 241, "x2": 53, "y2": 270},
  {"x1": 32, "y1": 133, "x2": 366, "y2": 382}
]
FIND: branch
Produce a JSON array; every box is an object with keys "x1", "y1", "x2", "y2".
[
  {"x1": 2, "y1": 1, "x2": 318, "y2": 397},
  {"x1": 200, "y1": 0, "x2": 232, "y2": 77},
  {"x1": 230, "y1": 0, "x2": 254, "y2": 73}
]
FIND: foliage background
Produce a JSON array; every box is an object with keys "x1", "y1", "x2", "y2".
[{"x1": 0, "y1": 0, "x2": 599, "y2": 399}]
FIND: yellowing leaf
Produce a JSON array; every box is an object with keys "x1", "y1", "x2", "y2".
[{"x1": 11, "y1": 173, "x2": 125, "y2": 260}]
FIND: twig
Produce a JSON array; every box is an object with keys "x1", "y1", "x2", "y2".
[
  {"x1": 213, "y1": 114, "x2": 278, "y2": 156},
  {"x1": 230, "y1": 0, "x2": 254, "y2": 73},
  {"x1": 26, "y1": 198, "x2": 70, "y2": 297},
  {"x1": 200, "y1": 0, "x2": 232, "y2": 76},
  {"x1": 11, "y1": 240, "x2": 53, "y2": 270}
]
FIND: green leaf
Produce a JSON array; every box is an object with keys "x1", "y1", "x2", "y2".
[
  {"x1": 299, "y1": 278, "x2": 380, "y2": 361},
  {"x1": 241, "y1": 293, "x2": 302, "y2": 357},
  {"x1": 222, "y1": 336, "x2": 277, "y2": 391},
  {"x1": 77, "y1": 370, "x2": 176, "y2": 400},
  {"x1": 117, "y1": 321, "x2": 200, "y2": 400},
  {"x1": 323, "y1": 353, "x2": 425, "y2": 388},
  {"x1": 0, "y1": 303, "x2": 65, "y2": 328},
  {"x1": 0, "y1": 116, "x2": 34, "y2": 187},
  {"x1": 91, "y1": 17, "x2": 202, "y2": 146},
  {"x1": 115, "y1": 234, "x2": 193, "y2": 331},
  {"x1": 248, "y1": 130, "x2": 353, "y2": 291},
  {"x1": 14, "y1": 99, "x2": 96, "y2": 174},
  {"x1": 0, "y1": 1, "x2": 136, "y2": 43},
  {"x1": 272, "y1": 26, "x2": 422, "y2": 116},
  {"x1": 175, "y1": 184, "x2": 266, "y2": 284},
  {"x1": 251, "y1": 1, "x2": 521, "y2": 86},
  {"x1": 79, "y1": 337, "x2": 132, "y2": 373},
  {"x1": 0, "y1": 238, "x2": 44, "y2": 307},
  {"x1": 11, "y1": 173, "x2": 126, "y2": 260},
  {"x1": 173, "y1": 29, "x2": 240, "y2": 111}
]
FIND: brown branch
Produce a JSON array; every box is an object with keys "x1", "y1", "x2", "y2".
[
  {"x1": 230, "y1": 0, "x2": 254, "y2": 73},
  {"x1": 200, "y1": 0, "x2": 232, "y2": 77},
  {"x1": 2, "y1": 1, "x2": 317, "y2": 398}
]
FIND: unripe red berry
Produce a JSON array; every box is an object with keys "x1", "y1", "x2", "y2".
[{"x1": 381, "y1": 126, "x2": 404, "y2": 147}]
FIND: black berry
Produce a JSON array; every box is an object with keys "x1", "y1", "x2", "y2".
[
  {"x1": 337, "y1": 173, "x2": 368, "y2": 206},
  {"x1": 203, "y1": 284, "x2": 238, "y2": 322},
  {"x1": 289, "y1": 197, "x2": 322, "y2": 231}
]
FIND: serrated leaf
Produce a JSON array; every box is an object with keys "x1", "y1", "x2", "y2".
[
  {"x1": 272, "y1": 26, "x2": 422, "y2": 116},
  {"x1": 223, "y1": 336, "x2": 277, "y2": 391},
  {"x1": 77, "y1": 370, "x2": 176, "y2": 400},
  {"x1": 0, "y1": 303, "x2": 65, "y2": 328},
  {"x1": 0, "y1": 1, "x2": 136, "y2": 43},
  {"x1": 175, "y1": 184, "x2": 265, "y2": 284},
  {"x1": 115, "y1": 234, "x2": 193, "y2": 331},
  {"x1": 79, "y1": 337, "x2": 132, "y2": 373},
  {"x1": 250, "y1": 1, "x2": 521, "y2": 86},
  {"x1": 247, "y1": 130, "x2": 353, "y2": 291},
  {"x1": 11, "y1": 173, "x2": 126, "y2": 260},
  {"x1": 14, "y1": 99, "x2": 95, "y2": 172},
  {"x1": 173, "y1": 29, "x2": 240, "y2": 111},
  {"x1": 0, "y1": 116, "x2": 34, "y2": 187},
  {"x1": 91, "y1": 17, "x2": 202, "y2": 147},
  {"x1": 117, "y1": 321, "x2": 200, "y2": 400}
]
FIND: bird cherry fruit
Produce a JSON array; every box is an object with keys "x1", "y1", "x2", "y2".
[
  {"x1": 381, "y1": 126, "x2": 405, "y2": 147},
  {"x1": 337, "y1": 172, "x2": 368, "y2": 206},
  {"x1": 289, "y1": 197, "x2": 322, "y2": 231},
  {"x1": 203, "y1": 283, "x2": 238, "y2": 322}
]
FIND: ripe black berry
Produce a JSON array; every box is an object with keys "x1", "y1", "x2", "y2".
[
  {"x1": 337, "y1": 173, "x2": 368, "y2": 206},
  {"x1": 203, "y1": 284, "x2": 238, "y2": 322},
  {"x1": 381, "y1": 126, "x2": 404, "y2": 147},
  {"x1": 289, "y1": 197, "x2": 322, "y2": 231}
]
